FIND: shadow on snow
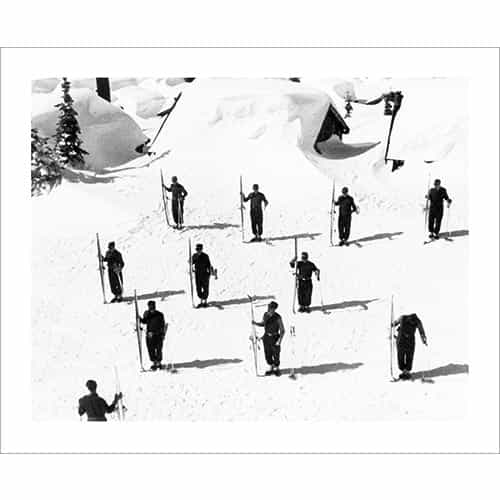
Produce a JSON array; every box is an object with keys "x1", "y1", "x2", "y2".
[
  {"x1": 210, "y1": 294, "x2": 276, "y2": 310},
  {"x1": 174, "y1": 358, "x2": 243, "y2": 370},
  {"x1": 123, "y1": 289, "x2": 185, "y2": 303},
  {"x1": 350, "y1": 231, "x2": 404, "y2": 247},
  {"x1": 265, "y1": 232, "x2": 322, "y2": 242},
  {"x1": 445, "y1": 229, "x2": 469, "y2": 239},
  {"x1": 310, "y1": 298, "x2": 378, "y2": 313},
  {"x1": 281, "y1": 362, "x2": 363, "y2": 376},
  {"x1": 183, "y1": 223, "x2": 240, "y2": 231},
  {"x1": 412, "y1": 363, "x2": 469, "y2": 380}
]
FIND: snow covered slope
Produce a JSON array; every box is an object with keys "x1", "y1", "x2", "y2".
[{"x1": 32, "y1": 78, "x2": 468, "y2": 422}]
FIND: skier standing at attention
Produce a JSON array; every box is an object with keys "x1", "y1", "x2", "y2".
[
  {"x1": 252, "y1": 301, "x2": 285, "y2": 376},
  {"x1": 165, "y1": 176, "x2": 188, "y2": 229},
  {"x1": 289, "y1": 251, "x2": 320, "y2": 313},
  {"x1": 140, "y1": 300, "x2": 167, "y2": 371},
  {"x1": 78, "y1": 380, "x2": 122, "y2": 421},
  {"x1": 392, "y1": 313, "x2": 427, "y2": 380},
  {"x1": 426, "y1": 178, "x2": 452, "y2": 239},
  {"x1": 191, "y1": 243, "x2": 215, "y2": 308},
  {"x1": 102, "y1": 241, "x2": 124, "y2": 303},
  {"x1": 242, "y1": 183, "x2": 269, "y2": 242},
  {"x1": 334, "y1": 186, "x2": 358, "y2": 246}
]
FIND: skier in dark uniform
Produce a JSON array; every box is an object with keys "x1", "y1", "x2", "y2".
[
  {"x1": 426, "y1": 179, "x2": 452, "y2": 239},
  {"x1": 290, "y1": 251, "x2": 320, "y2": 313},
  {"x1": 191, "y1": 243, "x2": 215, "y2": 308},
  {"x1": 78, "y1": 380, "x2": 122, "y2": 422},
  {"x1": 335, "y1": 186, "x2": 358, "y2": 246},
  {"x1": 252, "y1": 301, "x2": 285, "y2": 376},
  {"x1": 102, "y1": 241, "x2": 124, "y2": 303},
  {"x1": 392, "y1": 313, "x2": 427, "y2": 380},
  {"x1": 242, "y1": 183, "x2": 269, "y2": 242},
  {"x1": 165, "y1": 176, "x2": 188, "y2": 229},
  {"x1": 140, "y1": 300, "x2": 167, "y2": 370}
]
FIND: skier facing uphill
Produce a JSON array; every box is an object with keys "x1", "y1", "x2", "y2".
[
  {"x1": 164, "y1": 176, "x2": 188, "y2": 229},
  {"x1": 140, "y1": 300, "x2": 167, "y2": 371},
  {"x1": 334, "y1": 186, "x2": 358, "y2": 246},
  {"x1": 102, "y1": 241, "x2": 124, "y2": 303},
  {"x1": 78, "y1": 379, "x2": 122, "y2": 422},
  {"x1": 290, "y1": 251, "x2": 320, "y2": 313},
  {"x1": 242, "y1": 183, "x2": 269, "y2": 242},
  {"x1": 252, "y1": 301, "x2": 285, "y2": 376},
  {"x1": 392, "y1": 313, "x2": 427, "y2": 380},
  {"x1": 191, "y1": 243, "x2": 215, "y2": 308},
  {"x1": 425, "y1": 178, "x2": 452, "y2": 239}
]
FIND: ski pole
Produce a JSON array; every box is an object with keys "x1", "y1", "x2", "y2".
[
  {"x1": 289, "y1": 325, "x2": 297, "y2": 379},
  {"x1": 114, "y1": 365, "x2": 124, "y2": 421},
  {"x1": 446, "y1": 204, "x2": 451, "y2": 239},
  {"x1": 317, "y1": 277, "x2": 329, "y2": 314},
  {"x1": 389, "y1": 295, "x2": 395, "y2": 380}
]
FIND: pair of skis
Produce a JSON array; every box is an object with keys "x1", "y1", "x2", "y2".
[
  {"x1": 160, "y1": 170, "x2": 173, "y2": 228},
  {"x1": 239, "y1": 175, "x2": 245, "y2": 242},
  {"x1": 188, "y1": 239, "x2": 195, "y2": 308},
  {"x1": 248, "y1": 295, "x2": 260, "y2": 376},
  {"x1": 113, "y1": 366, "x2": 126, "y2": 421},
  {"x1": 389, "y1": 295, "x2": 396, "y2": 381},
  {"x1": 96, "y1": 233, "x2": 124, "y2": 303},
  {"x1": 291, "y1": 238, "x2": 327, "y2": 315},
  {"x1": 329, "y1": 179, "x2": 337, "y2": 247},
  {"x1": 160, "y1": 170, "x2": 186, "y2": 229},
  {"x1": 134, "y1": 290, "x2": 145, "y2": 372},
  {"x1": 292, "y1": 237, "x2": 299, "y2": 314},
  {"x1": 134, "y1": 290, "x2": 175, "y2": 373},
  {"x1": 96, "y1": 233, "x2": 107, "y2": 303}
]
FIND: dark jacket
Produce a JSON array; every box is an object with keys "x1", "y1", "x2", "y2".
[
  {"x1": 291, "y1": 260, "x2": 318, "y2": 280},
  {"x1": 427, "y1": 187, "x2": 451, "y2": 209},
  {"x1": 103, "y1": 249, "x2": 124, "y2": 272},
  {"x1": 140, "y1": 309, "x2": 166, "y2": 335},
  {"x1": 166, "y1": 183, "x2": 188, "y2": 200},
  {"x1": 335, "y1": 194, "x2": 357, "y2": 216},
  {"x1": 262, "y1": 312, "x2": 284, "y2": 337},
  {"x1": 78, "y1": 393, "x2": 116, "y2": 422},
  {"x1": 192, "y1": 252, "x2": 212, "y2": 276},
  {"x1": 394, "y1": 314, "x2": 427, "y2": 343},
  {"x1": 243, "y1": 192, "x2": 268, "y2": 212}
]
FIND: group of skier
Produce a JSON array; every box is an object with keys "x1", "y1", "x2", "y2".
[{"x1": 79, "y1": 173, "x2": 452, "y2": 420}]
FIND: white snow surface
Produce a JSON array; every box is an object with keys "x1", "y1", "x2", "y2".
[{"x1": 32, "y1": 78, "x2": 468, "y2": 421}]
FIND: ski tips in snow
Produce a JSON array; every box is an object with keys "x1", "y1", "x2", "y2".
[{"x1": 96, "y1": 232, "x2": 107, "y2": 304}]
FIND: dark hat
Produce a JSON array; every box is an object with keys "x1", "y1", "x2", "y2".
[
  {"x1": 86, "y1": 380, "x2": 97, "y2": 391},
  {"x1": 269, "y1": 301, "x2": 278, "y2": 309}
]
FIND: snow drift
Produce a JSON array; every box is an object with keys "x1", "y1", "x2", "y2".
[{"x1": 32, "y1": 87, "x2": 147, "y2": 172}]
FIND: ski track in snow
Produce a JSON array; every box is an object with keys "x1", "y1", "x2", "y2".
[{"x1": 32, "y1": 78, "x2": 468, "y2": 421}]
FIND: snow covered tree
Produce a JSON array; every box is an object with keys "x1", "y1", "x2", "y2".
[
  {"x1": 54, "y1": 77, "x2": 88, "y2": 169},
  {"x1": 31, "y1": 128, "x2": 62, "y2": 196}
]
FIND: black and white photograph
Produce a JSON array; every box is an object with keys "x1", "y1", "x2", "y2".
[
  {"x1": 0, "y1": 44, "x2": 499, "y2": 464},
  {"x1": 30, "y1": 74, "x2": 471, "y2": 422}
]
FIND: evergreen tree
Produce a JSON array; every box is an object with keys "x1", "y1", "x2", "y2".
[
  {"x1": 31, "y1": 128, "x2": 62, "y2": 196},
  {"x1": 54, "y1": 77, "x2": 88, "y2": 168}
]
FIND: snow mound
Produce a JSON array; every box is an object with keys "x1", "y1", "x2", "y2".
[
  {"x1": 151, "y1": 78, "x2": 339, "y2": 155},
  {"x1": 31, "y1": 87, "x2": 147, "y2": 172},
  {"x1": 113, "y1": 85, "x2": 167, "y2": 119},
  {"x1": 387, "y1": 79, "x2": 467, "y2": 162}
]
